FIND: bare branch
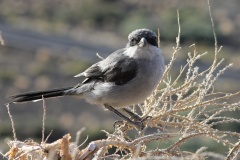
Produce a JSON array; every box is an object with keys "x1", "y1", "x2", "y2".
[
  {"x1": 42, "y1": 96, "x2": 47, "y2": 143},
  {"x1": 6, "y1": 104, "x2": 17, "y2": 141}
]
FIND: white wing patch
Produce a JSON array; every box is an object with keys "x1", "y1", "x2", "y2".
[{"x1": 74, "y1": 72, "x2": 84, "y2": 77}]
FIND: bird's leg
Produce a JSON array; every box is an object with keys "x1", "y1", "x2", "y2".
[
  {"x1": 104, "y1": 104, "x2": 144, "y2": 130},
  {"x1": 122, "y1": 108, "x2": 152, "y2": 125},
  {"x1": 121, "y1": 108, "x2": 142, "y2": 121}
]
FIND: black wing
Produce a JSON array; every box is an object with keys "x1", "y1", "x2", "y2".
[
  {"x1": 103, "y1": 58, "x2": 138, "y2": 85},
  {"x1": 82, "y1": 49, "x2": 138, "y2": 85}
]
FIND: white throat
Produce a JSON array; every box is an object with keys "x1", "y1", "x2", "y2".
[{"x1": 126, "y1": 45, "x2": 161, "y2": 60}]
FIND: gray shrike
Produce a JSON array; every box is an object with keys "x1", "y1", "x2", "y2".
[{"x1": 8, "y1": 28, "x2": 165, "y2": 129}]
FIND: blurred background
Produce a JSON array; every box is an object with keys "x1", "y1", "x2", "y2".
[{"x1": 0, "y1": 0, "x2": 240, "y2": 155}]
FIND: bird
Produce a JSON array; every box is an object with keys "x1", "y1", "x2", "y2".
[{"x1": 7, "y1": 28, "x2": 165, "y2": 130}]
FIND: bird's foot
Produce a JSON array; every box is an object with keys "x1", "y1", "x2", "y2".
[{"x1": 104, "y1": 104, "x2": 152, "y2": 130}]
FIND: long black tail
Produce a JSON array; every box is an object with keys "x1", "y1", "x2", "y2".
[{"x1": 7, "y1": 86, "x2": 74, "y2": 104}]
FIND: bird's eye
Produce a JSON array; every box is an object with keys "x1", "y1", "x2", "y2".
[{"x1": 130, "y1": 38, "x2": 138, "y2": 46}]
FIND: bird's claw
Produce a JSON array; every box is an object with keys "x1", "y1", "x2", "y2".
[
  {"x1": 114, "y1": 120, "x2": 144, "y2": 130},
  {"x1": 114, "y1": 120, "x2": 124, "y2": 128}
]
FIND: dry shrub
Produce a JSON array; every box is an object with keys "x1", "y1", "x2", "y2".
[{"x1": 3, "y1": 1, "x2": 240, "y2": 160}]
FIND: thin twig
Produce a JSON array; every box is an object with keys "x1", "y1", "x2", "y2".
[
  {"x1": 44, "y1": 130, "x2": 53, "y2": 143},
  {"x1": 78, "y1": 135, "x2": 88, "y2": 148},
  {"x1": 6, "y1": 104, "x2": 17, "y2": 140},
  {"x1": 72, "y1": 127, "x2": 86, "y2": 160},
  {"x1": 0, "y1": 31, "x2": 5, "y2": 45},
  {"x1": 207, "y1": 0, "x2": 218, "y2": 71},
  {"x1": 0, "y1": 151, "x2": 8, "y2": 160},
  {"x1": 157, "y1": 9, "x2": 182, "y2": 89},
  {"x1": 176, "y1": 9, "x2": 181, "y2": 49},
  {"x1": 226, "y1": 140, "x2": 240, "y2": 160},
  {"x1": 42, "y1": 96, "x2": 47, "y2": 143}
]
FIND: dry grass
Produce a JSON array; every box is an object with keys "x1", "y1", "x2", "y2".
[{"x1": 3, "y1": 1, "x2": 240, "y2": 159}]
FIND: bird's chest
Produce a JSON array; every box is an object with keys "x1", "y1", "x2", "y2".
[{"x1": 137, "y1": 59, "x2": 162, "y2": 82}]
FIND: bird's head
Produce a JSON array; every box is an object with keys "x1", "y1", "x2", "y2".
[{"x1": 126, "y1": 28, "x2": 158, "y2": 48}]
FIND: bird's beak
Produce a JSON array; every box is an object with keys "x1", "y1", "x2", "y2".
[{"x1": 138, "y1": 37, "x2": 147, "y2": 47}]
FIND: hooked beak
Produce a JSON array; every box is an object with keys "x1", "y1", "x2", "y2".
[{"x1": 138, "y1": 37, "x2": 148, "y2": 47}]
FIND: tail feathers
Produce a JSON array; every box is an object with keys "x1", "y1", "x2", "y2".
[{"x1": 7, "y1": 87, "x2": 73, "y2": 104}]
